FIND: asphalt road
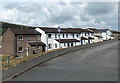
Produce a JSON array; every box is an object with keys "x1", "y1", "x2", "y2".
[{"x1": 11, "y1": 40, "x2": 118, "y2": 81}]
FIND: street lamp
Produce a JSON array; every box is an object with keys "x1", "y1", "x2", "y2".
[{"x1": 58, "y1": 26, "x2": 61, "y2": 48}]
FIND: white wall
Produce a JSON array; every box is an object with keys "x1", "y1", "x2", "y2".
[
  {"x1": 35, "y1": 28, "x2": 94, "y2": 51},
  {"x1": 47, "y1": 33, "x2": 81, "y2": 50},
  {"x1": 101, "y1": 30, "x2": 112, "y2": 40}
]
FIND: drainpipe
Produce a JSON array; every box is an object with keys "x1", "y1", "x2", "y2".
[{"x1": 36, "y1": 31, "x2": 38, "y2": 54}]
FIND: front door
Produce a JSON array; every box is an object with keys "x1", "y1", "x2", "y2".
[
  {"x1": 42, "y1": 46, "x2": 45, "y2": 52},
  {"x1": 71, "y1": 43, "x2": 73, "y2": 46},
  {"x1": 67, "y1": 43, "x2": 70, "y2": 47},
  {"x1": 88, "y1": 39, "x2": 90, "y2": 44},
  {"x1": 81, "y1": 40, "x2": 83, "y2": 45},
  {"x1": 33, "y1": 50, "x2": 36, "y2": 54}
]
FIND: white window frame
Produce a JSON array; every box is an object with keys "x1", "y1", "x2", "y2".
[
  {"x1": 18, "y1": 47, "x2": 23, "y2": 52},
  {"x1": 18, "y1": 35, "x2": 23, "y2": 40},
  {"x1": 55, "y1": 34, "x2": 57, "y2": 38},
  {"x1": 63, "y1": 34, "x2": 65, "y2": 38},
  {"x1": 27, "y1": 35, "x2": 30, "y2": 40},
  {"x1": 48, "y1": 34, "x2": 52, "y2": 38}
]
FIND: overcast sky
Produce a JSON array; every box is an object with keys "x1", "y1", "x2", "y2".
[{"x1": 0, "y1": 1, "x2": 118, "y2": 30}]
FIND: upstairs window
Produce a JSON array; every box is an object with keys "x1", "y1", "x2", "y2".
[
  {"x1": 18, "y1": 35, "x2": 23, "y2": 40},
  {"x1": 63, "y1": 34, "x2": 65, "y2": 38},
  {"x1": 85, "y1": 33, "x2": 87, "y2": 36},
  {"x1": 37, "y1": 35, "x2": 41, "y2": 40},
  {"x1": 27, "y1": 35, "x2": 30, "y2": 40},
  {"x1": 81, "y1": 33, "x2": 83, "y2": 36},
  {"x1": 88, "y1": 33, "x2": 90, "y2": 35},
  {"x1": 48, "y1": 34, "x2": 52, "y2": 38},
  {"x1": 72, "y1": 34, "x2": 74, "y2": 38},
  {"x1": 66, "y1": 34, "x2": 68, "y2": 38},
  {"x1": 55, "y1": 34, "x2": 57, "y2": 38}
]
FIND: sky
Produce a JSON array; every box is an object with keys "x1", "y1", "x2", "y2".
[{"x1": 0, "y1": 0, "x2": 119, "y2": 30}]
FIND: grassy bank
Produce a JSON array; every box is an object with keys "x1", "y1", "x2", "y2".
[{"x1": 1, "y1": 48, "x2": 62, "y2": 70}]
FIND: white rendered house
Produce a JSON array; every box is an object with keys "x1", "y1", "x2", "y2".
[
  {"x1": 99, "y1": 29, "x2": 113, "y2": 40},
  {"x1": 87, "y1": 28, "x2": 103, "y2": 43},
  {"x1": 35, "y1": 27, "x2": 94, "y2": 51}
]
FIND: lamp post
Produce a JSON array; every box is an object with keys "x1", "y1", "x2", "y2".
[{"x1": 58, "y1": 26, "x2": 61, "y2": 48}]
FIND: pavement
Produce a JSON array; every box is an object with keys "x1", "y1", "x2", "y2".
[{"x1": 2, "y1": 39, "x2": 118, "y2": 81}]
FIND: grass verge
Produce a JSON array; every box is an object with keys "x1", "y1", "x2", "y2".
[{"x1": 1, "y1": 48, "x2": 62, "y2": 70}]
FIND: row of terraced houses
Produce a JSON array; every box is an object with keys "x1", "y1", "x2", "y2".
[{"x1": 2, "y1": 25, "x2": 120, "y2": 57}]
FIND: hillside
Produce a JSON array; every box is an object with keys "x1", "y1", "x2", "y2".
[{"x1": 0, "y1": 21, "x2": 33, "y2": 35}]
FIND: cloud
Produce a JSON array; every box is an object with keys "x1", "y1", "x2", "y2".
[
  {"x1": 85, "y1": 2, "x2": 116, "y2": 16},
  {"x1": 0, "y1": 2, "x2": 118, "y2": 30}
]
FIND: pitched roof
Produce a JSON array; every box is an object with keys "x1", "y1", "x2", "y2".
[
  {"x1": 99, "y1": 29, "x2": 109, "y2": 32},
  {"x1": 9, "y1": 28, "x2": 41, "y2": 35},
  {"x1": 94, "y1": 35, "x2": 103, "y2": 38},
  {"x1": 88, "y1": 37, "x2": 94, "y2": 39},
  {"x1": 28, "y1": 42, "x2": 46, "y2": 46},
  {"x1": 38, "y1": 27, "x2": 93, "y2": 33},
  {"x1": 55, "y1": 39, "x2": 80, "y2": 43},
  {"x1": 87, "y1": 28, "x2": 102, "y2": 33},
  {"x1": 81, "y1": 37, "x2": 88, "y2": 40},
  {"x1": 110, "y1": 30, "x2": 120, "y2": 34}
]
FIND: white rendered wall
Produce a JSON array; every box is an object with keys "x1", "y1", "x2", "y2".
[
  {"x1": 35, "y1": 29, "x2": 94, "y2": 51},
  {"x1": 35, "y1": 28, "x2": 48, "y2": 51}
]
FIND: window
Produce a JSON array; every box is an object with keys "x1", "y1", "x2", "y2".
[
  {"x1": 63, "y1": 34, "x2": 65, "y2": 38},
  {"x1": 88, "y1": 33, "x2": 90, "y2": 35},
  {"x1": 75, "y1": 42, "x2": 76, "y2": 45},
  {"x1": 37, "y1": 35, "x2": 41, "y2": 40},
  {"x1": 48, "y1": 44, "x2": 52, "y2": 49},
  {"x1": 81, "y1": 33, "x2": 83, "y2": 36},
  {"x1": 76, "y1": 34, "x2": 79, "y2": 37},
  {"x1": 27, "y1": 35, "x2": 30, "y2": 40},
  {"x1": 66, "y1": 34, "x2": 68, "y2": 38},
  {"x1": 55, "y1": 44, "x2": 57, "y2": 48},
  {"x1": 19, "y1": 47, "x2": 23, "y2": 52},
  {"x1": 48, "y1": 34, "x2": 51, "y2": 38},
  {"x1": 72, "y1": 34, "x2": 74, "y2": 38},
  {"x1": 64, "y1": 43, "x2": 66, "y2": 46},
  {"x1": 55, "y1": 34, "x2": 57, "y2": 38},
  {"x1": 18, "y1": 35, "x2": 23, "y2": 40},
  {"x1": 85, "y1": 33, "x2": 87, "y2": 36}
]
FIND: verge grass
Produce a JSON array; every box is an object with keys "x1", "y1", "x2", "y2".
[{"x1": 1, "y1": 48, "x2": 63, "y2": 70}]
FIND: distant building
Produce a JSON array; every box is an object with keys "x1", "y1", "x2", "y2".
[
  {"x1": 35, "y1": 27, "x2": 94, "y2": 51},
  {"x1": 2, "y1": 28, "x2": 46, "y2": 56},
  {"x1": 99, "y1": 29, "x2": 113, "y2": 40},
  {"x1": 110, "y1": 30, "x2": 120, "y2": 38},
  {"x1": 87, "y1": 28, "x2": 103, "y2": 43}
]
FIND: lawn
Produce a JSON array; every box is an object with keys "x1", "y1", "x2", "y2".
[{"x1": 1, "y1": 48, "x2": 62, "y2": 70}]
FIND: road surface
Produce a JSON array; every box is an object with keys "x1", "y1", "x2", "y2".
[{"x1": 11, "y1": 40, "x2": 118, "y2": 81}]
